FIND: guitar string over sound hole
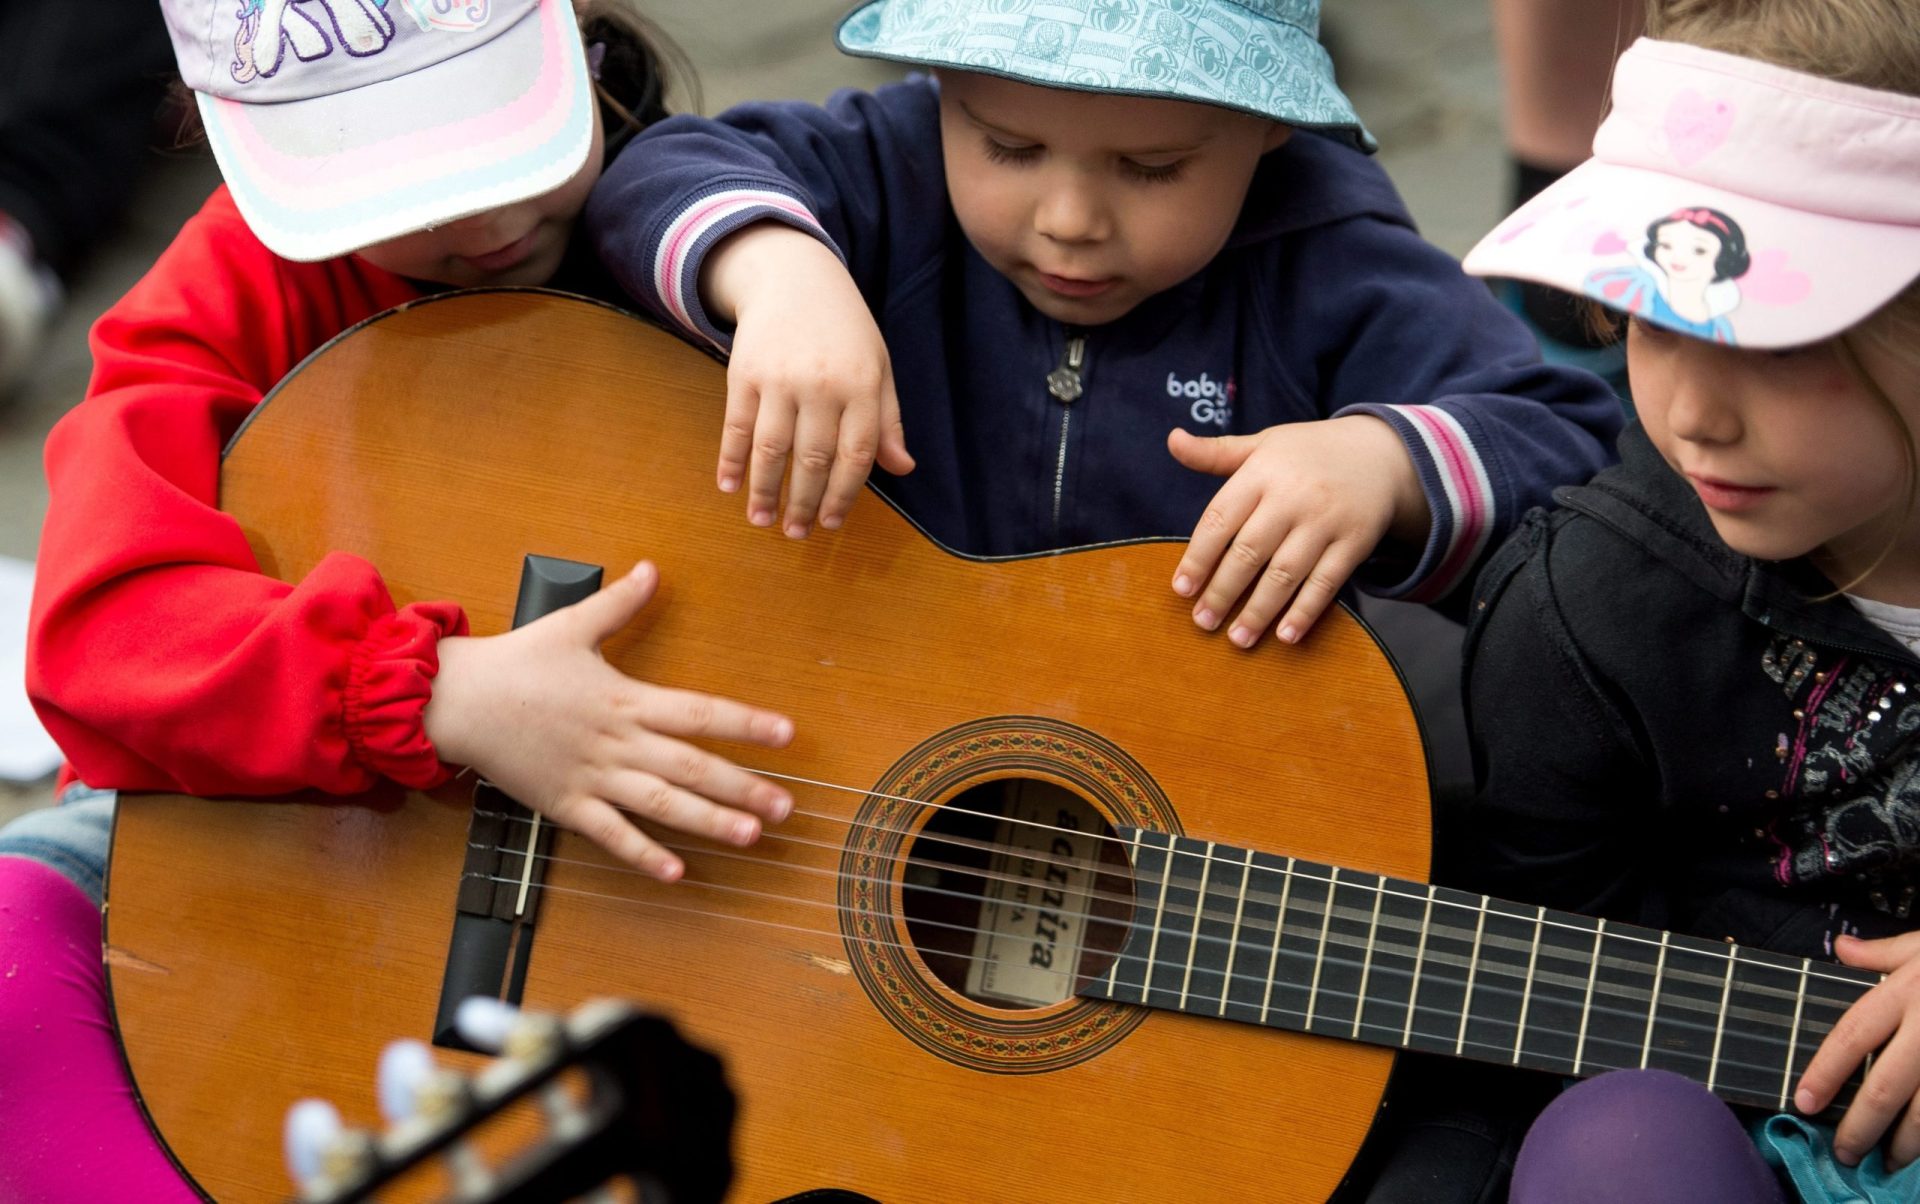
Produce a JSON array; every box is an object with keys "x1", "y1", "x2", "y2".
[
  {"x1": 901, "y1": 779, "x2": 1133, "y2": 1009},
  {"x1": 837, "y1": 716, "x2": 1175, "y2": 1072}
]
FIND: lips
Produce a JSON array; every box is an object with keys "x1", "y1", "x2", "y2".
[
  {"x1": 461, "y1": 228, "x2": 541, "y2": 274},
  {"x1": 1687, "y1": 472, "x2": 1775, "y2": 513},
  {"x1": 1035, "y1": 271, "x2": 1117, "y2": 299}
]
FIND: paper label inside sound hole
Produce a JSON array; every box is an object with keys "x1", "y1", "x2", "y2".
[{"x1": 964, "y1": 781, "x2": 1097, "y2": 1008}]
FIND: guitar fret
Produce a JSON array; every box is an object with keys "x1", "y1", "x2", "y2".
[
  {"x1": 1178, "y1": 841, "x2": 1216, "y2": 1010},
  {"x1": 1513, "y1": 905, "x2": 1545, "y2": 1064},
  {"x1": 1575, "y1": 919, "x2": 1604, "y2": 1074},
  {"x1": 1304, "y1": 867, "x2": 1338, "y2": 1030},
  {"x1": 1402, "y1": 884, "x2": 1436, "y2": 1048},
  {"x1": 1708, "y1": 943, "x2": 1736, "y2": 1094},
  {"x1": 1352, "y1": 875, "x2": 1386, "y2": 1040},
  {"x1": 1142, "y1": 833, "x2": 1176, "y2": 1000},
  {"x1": 1454, "y1": 897, "x2": 1489, "y2": 1058},
  {"x1": 1259, "y1": 856, "x2": 1295, "y2": 1026},
  {"x1": 1781, "y1": 957, "x2": 1809, "y2": 1111},
  {"x1": 1640, "y1": 931, "x2": 1670, "y2": 1070},
  {"x1": 1219, "y1": 849, "x2": 1255, "y2": 1018}
]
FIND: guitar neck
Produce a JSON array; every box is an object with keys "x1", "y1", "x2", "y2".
[{"x1": 1078, "y1": 829, "x2": 1878, "y2": 1113}]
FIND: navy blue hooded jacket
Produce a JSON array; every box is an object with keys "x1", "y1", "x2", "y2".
[{"x1": 587, "y1": 77, "x2": 1621, "y2": 603}]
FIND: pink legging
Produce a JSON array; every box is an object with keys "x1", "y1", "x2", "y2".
[{"x1": 0, "y1": 856, "x2": 198, "y2": 1202}]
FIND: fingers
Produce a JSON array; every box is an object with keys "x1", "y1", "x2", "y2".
[
  {"x1": 1830, "y1": 1027, "x2": 1920, "y2": 1167},
  {"x1": 1166, "y1": 428, "x2": 1261, "y2": 478},
  {"x1": 552, "y1": 794, "x2": 687, "y2": 882},
  {"x1": 874, "y1": 366, "x2": 915, "y2": 478},
  {"x1": 1797, "y1": 983, "x2": 1903, "y2": 1128},
  {"x1": 1173, "y1": 484, "x2": 1259, "y2": 618},
  {"x1": 781, "y1": 404, "x2": 842, "y2": 538},
  {"x1": 571, "y1": 562, "x2": 659, "y2": 643},
  {"x1": 746, "y1": 395, "x2": 796, "y2": 529},
  {"x1": 717, "y1": 375, "x2": 759, "y2": 495},
  {"x1": 1272, "y1": 540, "x2": 1370, "y2": 645},
  {"x1": 1839, "y1": 931, "x2": 1920, "y2": 973}
]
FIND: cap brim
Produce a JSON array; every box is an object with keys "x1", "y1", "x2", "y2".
[
  {"x1": 1465, "y1": 159, "x2": 1920, "y2": 348},
  {"x1": 199, "y1": 0, "x2": 593, "y2": 263}
]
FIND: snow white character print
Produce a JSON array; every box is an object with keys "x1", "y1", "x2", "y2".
[{"x1": 1584, "y1": 206, "x2": 1753, "y2": 345}]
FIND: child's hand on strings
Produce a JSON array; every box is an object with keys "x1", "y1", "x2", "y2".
[
  {"x1": 1796, "y1": 931, "x2": 1920, "y2": 1168},
  {"x1": 703, "y1": 222, "x2": 914, "y2": 538},
  {"x1": 422, "y1": 562, "x2": 796, "y2": 883},
  {"x1": 1167, "y1": 416, "x2": 1429, "y2": 646}
]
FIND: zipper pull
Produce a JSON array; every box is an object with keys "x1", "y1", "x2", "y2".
[{"x1": 1047, "y1": 335, "x2": 1086, "y2": 402}]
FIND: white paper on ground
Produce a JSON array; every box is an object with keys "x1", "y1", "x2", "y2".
[{"x1": 0, "y1": 555, "x2": 59, "y2": 782}]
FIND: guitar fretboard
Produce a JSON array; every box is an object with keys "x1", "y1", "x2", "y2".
[{"x1": 1077, "y1": 829, "x2": 1877, "y2": 1113}]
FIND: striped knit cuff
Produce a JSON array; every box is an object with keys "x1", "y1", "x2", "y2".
[
  {"x1": 650, "y1": 186, "x2": 838, "y2": 351},
  {"x1": 1337, "y1": 403, "x2": 1497, "y2": 604}
]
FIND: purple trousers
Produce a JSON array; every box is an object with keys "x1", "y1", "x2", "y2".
[{"x1": 1512, "y1": 1069, "x2": 1787, "y2": 1203}]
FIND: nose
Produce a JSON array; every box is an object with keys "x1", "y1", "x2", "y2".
[
  {"x1": 1662, "y1": 345, "x2": 1743, "y2": 444},
  {"x1": 1032, "y1": 171, "x2": 1110, "y2": 245}
]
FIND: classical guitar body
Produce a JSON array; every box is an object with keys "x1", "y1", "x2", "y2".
[{"x1": 106, "y1": 292, "x2": 1430, "y2": 1202}]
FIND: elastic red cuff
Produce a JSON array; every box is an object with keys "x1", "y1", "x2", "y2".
[{"x1": 343, "y1": 601, "x2": 468, "y2": 789}]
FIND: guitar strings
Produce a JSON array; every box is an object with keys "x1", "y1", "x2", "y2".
[
  {"x1": 476, "y1": 796, "x2": 1881, "y2": 999},
  {"x1": 472, "y1": 835, "x2": 1853, "y2": 1042},
  {"x1": 463, "y1": 866, "x2": 1863, "y2": 1099}
]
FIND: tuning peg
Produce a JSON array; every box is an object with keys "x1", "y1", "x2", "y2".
[
  {"x1": 454, "y1": 995, "x2": 519, "y2": 1053},
  {"x1": 284, "y1": 1099, "x2": 342, "y2": 1190},
  {"x1": 376, "y1": 1039, "x2": 436, "y2": 1125}
]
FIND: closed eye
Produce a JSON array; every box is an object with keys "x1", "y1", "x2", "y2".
[
  {"x1": 981, "y1": 136, "x2": 1041, "y2": 166},
  {"x1": 1122, "y1": 158, "x2": 1186, "y2": 185}
]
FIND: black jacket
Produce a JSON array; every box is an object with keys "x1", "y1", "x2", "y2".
[{"x1": 1451, "y1": 423, "x2": 1920, "y2": 960}]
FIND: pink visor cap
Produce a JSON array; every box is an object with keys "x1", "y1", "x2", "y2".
[
  {"x1": 1464, "y1": 38, "x2": 1920, "y2": 349},
  {"x1": 162, "y1": 0, "x2": 594, "y2": 262}
]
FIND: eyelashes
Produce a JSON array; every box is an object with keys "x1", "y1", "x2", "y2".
[{"x1": 978, "y1": 136, "x2": 1188, "y2": 184}]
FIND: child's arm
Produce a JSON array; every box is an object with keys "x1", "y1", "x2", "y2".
[
  {"x1": 1795, "y1": 931, "x2": 1920, "y2": 1168},
  {"x1": 30, "y1": 192, "x2": 791, "y2": 879},
  {"x1": 1168, "y1": 192, "x2": 1623, "y2": 643},
  {"x1": 586, "y1": 81, "x2": 943, "y2": 538}
]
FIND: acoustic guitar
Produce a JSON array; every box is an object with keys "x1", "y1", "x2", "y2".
[{"x1": 106, "y1": 292, "x2": 1874, "y2": 1203}]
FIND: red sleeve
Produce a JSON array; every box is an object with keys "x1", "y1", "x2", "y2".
[{"x1": 27, "y1": 187, "x2": 469, "y2": 796}]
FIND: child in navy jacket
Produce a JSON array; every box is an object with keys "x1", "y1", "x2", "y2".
[{"x1": 587, "y1": 0, "x2": 1623, "y2": 644}]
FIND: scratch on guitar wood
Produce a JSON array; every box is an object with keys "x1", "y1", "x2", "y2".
[
  {"x1": 105, "y1": 945, "x2": 172, "y2": 975},
  {"x1": 798, "y1": 952, "x2": 853, "y2": 976}
]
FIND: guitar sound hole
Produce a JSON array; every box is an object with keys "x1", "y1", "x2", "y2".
[{"x1": 900, "y1": 780, "x2": 1134, "y2": 1009}]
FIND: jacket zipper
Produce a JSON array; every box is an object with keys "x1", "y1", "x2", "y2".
[{"x1": 1046, "y1": 330, "x2": 1086, "y2": 535}]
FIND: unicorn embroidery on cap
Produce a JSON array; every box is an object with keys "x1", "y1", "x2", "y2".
[
  {"x1": 1585, "y1": 206, "x2": 1751, "y2": 344},
  {"x1": 231, "y1": 0, "x2": 399, "y2": 84}
]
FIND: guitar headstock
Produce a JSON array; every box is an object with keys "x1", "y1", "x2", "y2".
[{"x1": 284, "y1": 999, "x2": 734, "y2": 1203}]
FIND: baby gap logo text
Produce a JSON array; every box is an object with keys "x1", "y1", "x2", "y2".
[{"x1": 1168, "y1": 371, "x2": 1234, "y2": 428}]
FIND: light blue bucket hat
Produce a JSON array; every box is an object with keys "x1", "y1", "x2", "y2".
[{"x1": 836, "y1": 0, "x2": 1376, "y2": 152}]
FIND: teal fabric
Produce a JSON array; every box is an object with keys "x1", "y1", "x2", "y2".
[
  {"x1": 835, "y1": 0, "x2": 1376, "y2": 151},
  {"x1": 1754, "y1": 1113, "x2": 1920, "y2": 1204}
]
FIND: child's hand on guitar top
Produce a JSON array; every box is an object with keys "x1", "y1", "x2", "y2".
[
  {"x1": 1796, "y1": 930, "x2": 1920, "y2": 1169},
  {"x1": 422, "y1": 562, "x2": 796, "y2": 882},
  {"x1": 1167, "y1": 415, "x2": 1429, "y2": 646},
  {"x1": 702, "y1": 223, "x2": 915, "y2": 539}
]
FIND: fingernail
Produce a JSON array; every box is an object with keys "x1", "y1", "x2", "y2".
[
  {"x1": 1794, "y1": 1088, "x2": 1816, "y2": 1114},
  {"x1": 1194, "y1": 607, "x2": 1218, "y2": 631},
  {"x1": 733, "y1": 818, "x2": 759, "y2": 844},
  {"x1": 786, "y1": 523, "x2": 808, "y2": 540},
  {"x1": 821, "y1": 514, "x2": 843, "y2": 531},
  {"x1": 1230, "y1": 627, "x2": 1254, "y2": 648},
  {"x1": 771, "y1": 718, "x2": 795, "y2": 744},
  {"x1": 719, "y1": 475, "x2": 739, "y2": 493},
  {"x1": 770, "y1": 792, "x2": 793, "y2": 822},
  {"x1": 1279, "y1": 625, "x2": 1299, "y2": 644},
  {"x1": 1172, "y1": 574, "x2": 1193, "y2": 596},
  {"x1": 749, "y1": 508, "x2": 773, "y2": 527},
  {"x1": 1835, "y1": 1145, "x2": 1860, "y2": 1167},
  {"x1": 658, "y1": 859, "x2": 684, "y2": 883}
]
